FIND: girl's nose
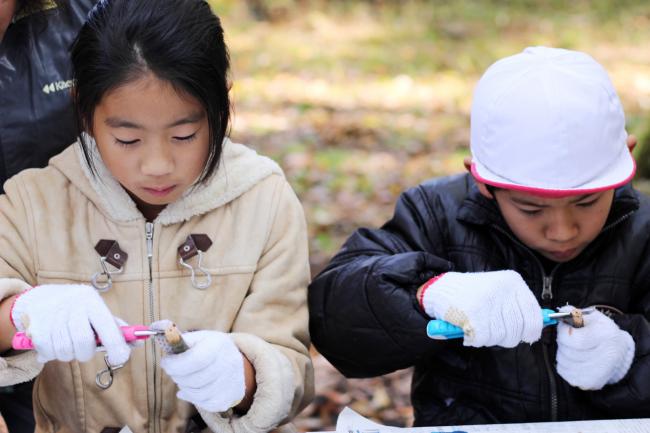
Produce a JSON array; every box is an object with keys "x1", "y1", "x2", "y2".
[{"x1": 141, "y1": 145, "x2": 174, "y2": 177}]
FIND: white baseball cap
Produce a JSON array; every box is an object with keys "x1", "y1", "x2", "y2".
[{"x1": 470, "y1": 46, "x2": 635, "y2": 197}]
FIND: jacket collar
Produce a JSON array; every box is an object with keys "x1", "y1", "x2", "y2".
[
  {"x1": 457, "y1": 175, "x2": 639, "y2": 232},
  {"x1": 50, "y1": 136, "x2": 283, "y2": 225},
  {"x1": 14, "y1": 0, "x2": 57, "y2": 22}
]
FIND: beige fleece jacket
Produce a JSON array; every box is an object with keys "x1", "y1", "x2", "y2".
[{"x1": 0, "y1": 138, "x2": 313, "y2": 433}]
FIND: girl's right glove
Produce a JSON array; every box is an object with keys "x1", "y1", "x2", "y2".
[
  {"x1": 556, "y1": 305, "x2": 635, "y2": 390},
  {"x1": 419, "y1": 270, "x2": 543, "y2": 347},
  {"x1": 10, "y1": 284, "x2": 130, "y2": 366}
]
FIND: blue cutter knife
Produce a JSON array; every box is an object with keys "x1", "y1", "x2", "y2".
[{"x1": 426, "y1": 307, "x2": 595, "y2": 340}]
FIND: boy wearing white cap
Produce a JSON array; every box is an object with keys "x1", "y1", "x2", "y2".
[{"x1": 309, "y1": 47, "x2": 649, "y2": 425}]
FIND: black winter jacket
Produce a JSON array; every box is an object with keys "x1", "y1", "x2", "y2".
[
  {"x1": 309, "y1": 173, "x2": 650, "y2": 426},
  {"x1": 0, "y1": 0, "x2": 95, "y2": 192}
]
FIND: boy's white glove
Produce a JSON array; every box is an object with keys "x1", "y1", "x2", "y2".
[
  {"x1": 556, "y1": 305, "x2": 634, "y2": 390},
  {"x1": 420, "y1": 270, "x2": 543, "y2": 347},
  {"x1": 10, "y1": 284, "x2": 130, "y2": 366},
  {"x1": 160, "y1": 330, "x2": 246, "y2": 412}
]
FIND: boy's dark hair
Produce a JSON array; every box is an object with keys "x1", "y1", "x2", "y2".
[
  {"x1": 71, "y1": 0, "x2": 230, "y2": 184},
  {"x1": 485, "y1": 184, "x2": 500, "y2": 197}
]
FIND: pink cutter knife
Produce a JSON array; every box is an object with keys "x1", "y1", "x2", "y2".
[{"x1": 12, "y1": 325, "x2": 161, "y2": 350}]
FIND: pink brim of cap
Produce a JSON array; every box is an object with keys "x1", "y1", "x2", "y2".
[{"x1": 471, "y1": 148, "x2": 636, "y2": 198}]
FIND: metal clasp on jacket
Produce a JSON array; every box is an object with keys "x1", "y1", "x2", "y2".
[
  {"x1": 178, "y1": 234, "x2": 213, "y2": 290},
  {"x1": 95, "y1": 353, "x2": 125, "y2": 390},
  {"x1": 92, "y1": 256, "x2": 125, "y2": 292},
  {"x1": 91, "y1": 240, "x2": 128, "y2": 292}
]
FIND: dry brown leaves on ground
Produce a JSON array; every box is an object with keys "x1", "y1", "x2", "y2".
[{"x1": 294, "y1": 350, "x2": 414, "y2": 432}]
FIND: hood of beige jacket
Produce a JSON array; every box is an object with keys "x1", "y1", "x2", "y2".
[
  {"x1": 68, "y1": 134, "x2": 283, "y2": 224},
  {"x1": 0, "y1": 138, "x2": 313, "y2": 433}
]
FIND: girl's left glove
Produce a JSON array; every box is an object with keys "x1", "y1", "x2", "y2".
[
  {"x1": 556, "y1": 306, "x2": 635, "y2": 390},
  {"x1": 160, "y1": 330, "x2": 246, "y2": 412}
]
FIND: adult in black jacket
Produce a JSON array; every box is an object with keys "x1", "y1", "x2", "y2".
[
  {"x1": 0, "y1": 0, "x2": 95, "y2": 192},
  {"x1": 309, "y1": 47, "x2": 650, "y2": 426},
  {"x1": 0, "y1": 0, "x2": 95, "y2": 430}
]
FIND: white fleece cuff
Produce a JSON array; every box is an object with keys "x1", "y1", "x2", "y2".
[
  {"x1": 0, "y1": 278, "x2": 43, "y2": 386},
  {"x1": 0, "y1": 278, "x2": 32, "y2": 300},
  {"x1": 198, "y1": 333, "x2": 295, "y2": 433},
  {"x1": 0, "y1": 351, "x2": 42, "y2": 386}
]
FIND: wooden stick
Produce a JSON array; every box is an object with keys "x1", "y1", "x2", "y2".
[
  {"x1": 164, "y1": 323, "x2": 190, "y2": 354},
  {"x1": 570, "y1": 309, "x2": 584, "y2": 328}
]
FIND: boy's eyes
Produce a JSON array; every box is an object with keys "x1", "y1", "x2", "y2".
[
  {"x1": 576, "y1": 199, "x2": 598, "y2": 208},
  {"x1": 519, "y1": 208, "x2": 542, "y2": 216},
  {"x1": 517, "y1": 198, "x2": 599, "y2": 216}
]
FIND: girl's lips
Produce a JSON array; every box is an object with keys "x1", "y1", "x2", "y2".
[{"x1": 143, "y1": 185, "x2": 176, "y2": 197}]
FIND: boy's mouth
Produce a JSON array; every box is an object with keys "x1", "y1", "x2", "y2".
[{"x1": 547, "y1": 248, "x2": 578, "y2": 261}]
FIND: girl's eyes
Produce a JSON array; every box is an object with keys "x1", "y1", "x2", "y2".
[
  {"x1": 113, "y1": 133, "x2": 197, "y2": 146},
  {"x1": 115, "y1": 138, "x2": 139, "y2": 146},
  {"x1": 173, "y1": 133, "x2": 196, "y2": 142}
]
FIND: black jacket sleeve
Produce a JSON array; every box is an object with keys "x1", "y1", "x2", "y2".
[
  {"x1": 584, "y1": 208, "x2": 650, "y2": 414},
  {"x1": 308, "y1": 186, "x2": 454, "y2": 378},
  {"x1": 586, "y1": 276, "x2": 650, "y2": 414}
]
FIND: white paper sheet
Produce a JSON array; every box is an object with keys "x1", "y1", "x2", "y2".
[{"x1": 335, "y1": 407, "x2": 650, "y2": 433}]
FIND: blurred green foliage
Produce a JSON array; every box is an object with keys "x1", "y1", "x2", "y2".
[
  {"x1": 634, "y1": 126, "x2": 650, "y2": 188},
  {"x1": 205, "y1": 0, "x2": 650, "y2": 273}
]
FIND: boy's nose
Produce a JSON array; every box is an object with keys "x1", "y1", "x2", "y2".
[{"x1": 545, "y1": 214, "x2": 578, "y2": 243}]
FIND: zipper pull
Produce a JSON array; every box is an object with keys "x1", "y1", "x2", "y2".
[
  {"x1": 145, "y1": 222, "x2": 154, "y2": 258},
  {"x1": 541, "y1": 275, "x2": 553, "y2": 300}
]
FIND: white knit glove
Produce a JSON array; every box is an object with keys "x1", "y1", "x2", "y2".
[
  {"x1": 420, "y1": 270, "x2": 543, "y2": 347},
  {"x1": 160, "y1": 330, "x2": 246, "y2": 412},
  {"x1": 10, "y1": 284, "x2": 130, "y2": 366},
  {"x1": 556, "y1": 305, "x2": 635, "y2": 390}
]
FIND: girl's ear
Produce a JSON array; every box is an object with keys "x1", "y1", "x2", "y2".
[
  {"x1": 69, "y1": 85, "x2": 78, "y2": 106},
  {"x1": 71, "y1": 86, "x2": 93, "y2": 134}
]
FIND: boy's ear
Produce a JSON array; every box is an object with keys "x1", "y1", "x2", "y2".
[
  {"x1": 476, "y1": 181, "x2": 495, "y2": 199},
  {"x1": 464, "y1": 158, "x2": 495, "y2": 199},
  {"x1": 463, "y1": 156, "x2": 472, "y2": 172},
  {"x1": 627, "y1": 134, "x2": 637, "y2": 153}
]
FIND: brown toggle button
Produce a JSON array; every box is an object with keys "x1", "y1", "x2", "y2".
[
  {"x1": 178, "y1": 234, "x2": 213, "y2": 260},
  {"x1": 95, "y1": 240, "x2": 128, "y2": 268}
]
